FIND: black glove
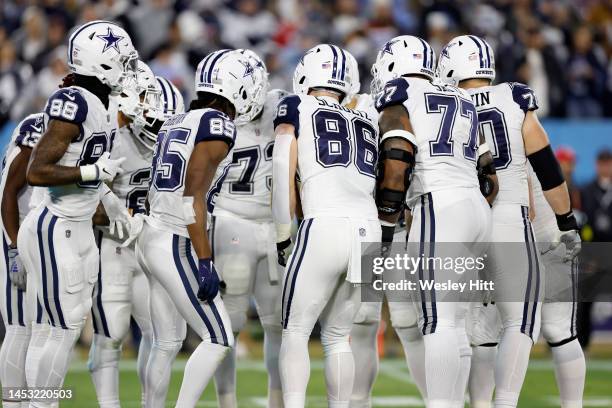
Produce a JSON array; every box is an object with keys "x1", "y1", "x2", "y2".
[
  {"x1": 381, "y1": 225, "x2": 395, "y2": 257},
  {"x1": 478, "y1": 167, "x2": 495, "y2": 199},
  {"x1": 276, "y1": 238, "x2": 293, "y2": 267}
]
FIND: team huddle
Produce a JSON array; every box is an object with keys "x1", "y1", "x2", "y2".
[{"x1": 0, "y1": 19, "x2": 586, "y2": 408}]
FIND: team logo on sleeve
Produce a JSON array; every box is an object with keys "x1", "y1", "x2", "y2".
[{"x1": 96, "y1": 27, "x2": 124, "y2": 53}]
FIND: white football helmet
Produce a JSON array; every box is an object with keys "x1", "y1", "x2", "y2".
[
  {"x1": 194, "y1": 49, "x2": 260, "y2": 118},
  {"x1": 133, "y1": 76, "x2": 185, "y2": 150},
  {"x1": 235, "y1": 48, "x2": 269, "y2": 125},
  {"x1": 68, "y1": 20, "x2": 138, "y2": 94},
  {"x1": 437, "y1": 35, "x2": 495, "y2": 86},
  {"x1": 292, "y1": 44, "x2": 358, "y2": 102},
  {"x1": 118, "y1": 60, "x2": 161, "y2": 128},
  {"x1": 370, "y1": 35, "x2": 435, "y2": 95}
]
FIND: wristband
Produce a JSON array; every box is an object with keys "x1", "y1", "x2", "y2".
[
  {"x1": 555, "y1": 211, "x2": 578, "y2": 232},
  {"x1": 80, "y1": 164, "x2": 99, "y2": 182}
]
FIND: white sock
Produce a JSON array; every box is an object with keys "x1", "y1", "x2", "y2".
[
  {"x1": 469, "y1": 346, "x2": 497, "y2": 408},
  {"x1": 494, "y1": 331, "x2": 533, "y2": 407},
  {"x1": 214, "y1": 334, "x2": 238, "y2": 408},
  {"x1": 0, "y1": 325, "x2": 30, "y2": 406},
  {"x1": 136, "y1": 332, "x2": 152, "y2": 406},
  {"x1": 322, "y1": 337, "x2": 354, "y2": 408},
  {"x1": 349, "y1": 322, "x2": 379, "y2": 407},
  {"x1": 279, "y1": 330, "x2": 310, "y2": 408},
  {"x1": 551, "y1": 339, "x2": 585, "y2": 408},
  {"x1": 88, "y1": 334, "x2": 122, "y2": 408},
  {"x1": 26, "y1": 323, "x2": 50, "y2": 387},
  {"x1": 424, "y1": 329, "x2": 460, "y2": 407},
  {"x1": 145, "y1": 339, "x2": 182, "y2": 408},
  {"x1": 395, "y1": 325, "x2": 427, "y2": 402},
  {"x1": 263, "y1": 325, "x2": 283, "y2": 408},
  {"x1": 175, "y1": 341, "x2": 230, "y2": 408},
  {"x1": 31, "y1": 326, "x2": 80, "y2": 407},
  {"x1": 454, "y1": 326, "x2": 471, "y2": 407}
]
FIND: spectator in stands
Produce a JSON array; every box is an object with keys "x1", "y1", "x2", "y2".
[
  {"x1": 556, "y1": 146, "x2": 582, "y2": 209},
  {"x1": 0, "y1": 40, "x2": 31, "y2": 127}
]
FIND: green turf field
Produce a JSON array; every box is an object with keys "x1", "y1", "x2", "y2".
[{"x1": 58, "y1": 357, "x2": 612, "y2": 407}]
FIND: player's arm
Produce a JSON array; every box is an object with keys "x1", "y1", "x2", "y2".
[
  {"x1": 527, "y1": 171, "x2": 536, "y2": 221},
  {"x1": 375, "y1": 79, "x2": 416, "y2": 247},
  {"x1": 476, "y1": 131, "x2": 499, "y2": 205},
  {"x1": 1, "y1": 147, "x2": 32, "y2": 246}
]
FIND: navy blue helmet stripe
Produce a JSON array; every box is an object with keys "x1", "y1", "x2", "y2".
[
  {"x1": 338, "y1": 46, "x2": 347, "y2": 80},
  {"x1": 206, "y1": 49, "x2": 231, "y2": 84},
  {"x1": 483, "y1": 40, "x2": 492, "y2": 69},
  {"x1": 417, "y1": 37, "x2": 429, "y2": 69},
  {"x1": 198, "y1": 53, "x2": 215, "y2": 83},
  {"x1": 157, "y1": 78, "x2": 169, "y2": 113},
  {"x1": 329, "y1": 45, "x2": 339, "y2": 80},
  {"x1": 468, "y1": 35, "x2": 485, "y2": 68}
]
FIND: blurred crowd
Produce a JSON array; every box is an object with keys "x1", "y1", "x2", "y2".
[{"x1": 1, "y1": 0, "x2": 612, "y2": 129}]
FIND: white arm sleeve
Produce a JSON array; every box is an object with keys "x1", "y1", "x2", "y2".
[{"x1": 272, "y1": 133, "x2": 294, "y2": 242}]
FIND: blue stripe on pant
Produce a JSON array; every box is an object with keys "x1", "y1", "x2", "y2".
[
  {"x1": 520, "y1": 206, "x2": 540, "y2": 338},
  {"x1": 91, "y1": 229, "x2": 110, "y2": 337},
  {"x1": 420, "y1": 193, "x2": 437, "y2": 335},
  {"x1": 171, "y1": 234, "x2": 229, "y2": 346},
  {"x1": 281, "y1": 219, "x2": 314, "y2": 329}
]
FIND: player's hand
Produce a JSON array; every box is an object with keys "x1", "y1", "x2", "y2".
[
  {"x1": 121, "y1": 213, "x2": 145, "y2": 248},
  {"x1": 550, "y1": 211, "x2": 581, "y2": 262},
  {"x1": 80, "y1": 152, "x2": 126, "y2": 182},
  {"x1": 8, "y1": 247, "x2": 26, "y2": 290},
  {"x1": 276, "y1": 238, "x2": 293, "y2": 267},
  {"x1": 197, "y1": 258, "x2": 220, "y2": 302},
  {"x1": 101, "y1": 189, "x2": 131, "y2": 240}
]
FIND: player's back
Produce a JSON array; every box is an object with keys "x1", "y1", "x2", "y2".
[
  {"x1": 208, "y1": 89, "x2": 287, "y2": 221},
  {"x1": 467, "y1": 82, "x2": 538, "y2": 207},
  {"x1": 0, "y1": 113, "x2": 46, "y2": 224},
  {"x1": 148, "y1": 107, "x2": 236, "y2": 236},
  {"x1": 110, "y1": 127, "x2": 154, "y2": 215},
  {"x1": 376, "y1": 77, "x2": 479, "y2": 205},
  {"x1": 42, "y1": 86, "x2": 117, "y2": 220},
  {"x1": 275, "y1": 94, "x2": 379, "y2": 220}
]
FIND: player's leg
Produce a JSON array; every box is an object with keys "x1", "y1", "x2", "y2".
[
  {"x1": 0, "y1": 236, "x2": 30, "y2": 407},
  {"x1": 131, "y1": 266, "x2": 153, "y2": 406},
  {"x1": 88, "y1": 233, "x2": 134, "y2": 408},
  {"x1": 211, "y1": 215, "x2": 258, "y2": 408},
  {"x1": 136, "y1": 228, "x2": 187, "y2": 408},
  {"x1": 388, "y1": 300, "x2": 428, "y2": 402},
  {"x1": 453, "y1": 303, "x2": 472, "y2": 407},
  {"x1": 28, "y1": 210, "x2": 98, "y2": 407},
  {"x1": 542, "y1": 255, "x2": 584, "y2": 408},
  {"x1": 349, "y1": 301, "x2": 382, "y2": 408},
  {"x1": 253, "y1": 248, "x2": 284, "y2": 408},
  {"x1": 280, "y1": 218, "x2": 349, "y2": 408},
  {"x1": 491, "y1": 206, "x2": 542, "y2": 408}
]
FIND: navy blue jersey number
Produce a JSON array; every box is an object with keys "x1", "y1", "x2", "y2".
[
  {"x1": 477, "y1": 108, "x2": 512, "y2": 169},
  {"x1": 426, "y1": 94, "x2": 478, "y2": 161},
  {"x1": 313, "y1": 109, "x2": 377, "y2": 177},
  {"x1": 77, "y1": 131, "x2": 113, "y2": 188},
  {"x1": 126, "y1": 168, "x2": 151, "y2": 214},
  {"x1": 152, "y1": 128, "x2": 190, "y2": 191},
  {"x1": 228, "y1": 141, "x2": 274, "y2": 195}
]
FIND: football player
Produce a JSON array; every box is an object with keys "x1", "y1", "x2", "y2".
[
  {"x1": 17, "y1": 21, "x2": 139, "y2": 407},
  {"x1": 349, "y1": 38, "x2": 430, "y2": 407},
  {"x1": 88, "y1": 61, "x2": 185, "y2": 407},
  {"x1": 0, "y1": 113, "x2": 48, "y2": 407},
  {"x1": 135, "y1": 49, "x2": 260, "y2": 407},
  {"x1": 374, "y1": 36, "x2": 492, "y2": 407},
  {"x1": 438, "y1": 35, "x2": 580, "y2": 408},
  {"x1": 207, "y1": 49, "x2": 286, "y2": 408},
  {"x1": 272, "y1": 44, "x2": 381, "y2": 408}
]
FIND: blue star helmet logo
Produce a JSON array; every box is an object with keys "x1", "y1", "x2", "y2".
[
  {"x1": 241, "y1": 60, "x2": 255, "y2": 78},
  {"x1": 96, "y1": 27, "x2": 124, "y2": 53},
  {"x1": 382, "y1": 39, "x2": 399, "y2": 55}
]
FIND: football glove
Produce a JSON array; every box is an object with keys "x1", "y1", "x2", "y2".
[
  {"x1": 81, "y1": 152, "x2": 126, "y2": 182},
  {"x1": 276, "y1": 238, "x2": 293, "y2": 267},
  {"x1": 8, "y1": 247, "x2": 26, "y2": 290},
  {"x1": 381, "y1": 223, "x2": 395, "y2": 258},
  {"x1": 121, "y1": 213, "x2": 146, "y2": 247},
  {"x1": 101, "y1": 189, "x2": 131, "y2": 240},
  {"x1": 550, "y1": 211, "x2": 581, "y2": 262},
  {"x1": 197, "y1": 258, "x2": 220, "y2": 302}
]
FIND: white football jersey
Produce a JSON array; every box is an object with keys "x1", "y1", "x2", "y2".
[
  {"x1": 208, "y1": 89, "x2": 288, "y2": 221},
  {"x1": 529, "y1": 165, "x2": 558, "y2": 242},
  {"x1": 274, "y1": 94, "x2": 379, "y2": 220},
  {"x1": 42, "y1": 86, "x2": 117, "y2": 220},
  {"x1": 148, "y1": 108, "x2": 236, "y2": 236},
  {"x1": 110, "y1": 126, "x2": 153, "y2": 215},
  {"x1": 467, "y1": 82, "x2": 539, "y2": 207},
  {"x1": 375, "y1": 77, "x2": 479, "y2": 205},
  {"x1": 0, "y1": 113, "x2": 46, "y2": 226}
]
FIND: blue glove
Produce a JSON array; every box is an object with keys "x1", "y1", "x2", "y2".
[{"x1": 197, "y1": 258, "x2": 220, "y2": 302}]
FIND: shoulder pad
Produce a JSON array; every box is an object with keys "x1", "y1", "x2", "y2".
[
  {"x1": 195, "y1": 109, "x2": 236, "y2": 148},
  {"x1": 509, "y1": 82, "x2": 538, "y2": 113},
  {"x1": 375, "y1": 78, "x2": 409, "y2": 112},
  {"x1": 15, "y1": 113, "x2": 46, "y2": 148},
  {"x1": 273, "y1": 94, "x2": 301, "y2": 136},
  {"x1": 45, "y1": 87, "x2": 88, "y2": 125}
]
